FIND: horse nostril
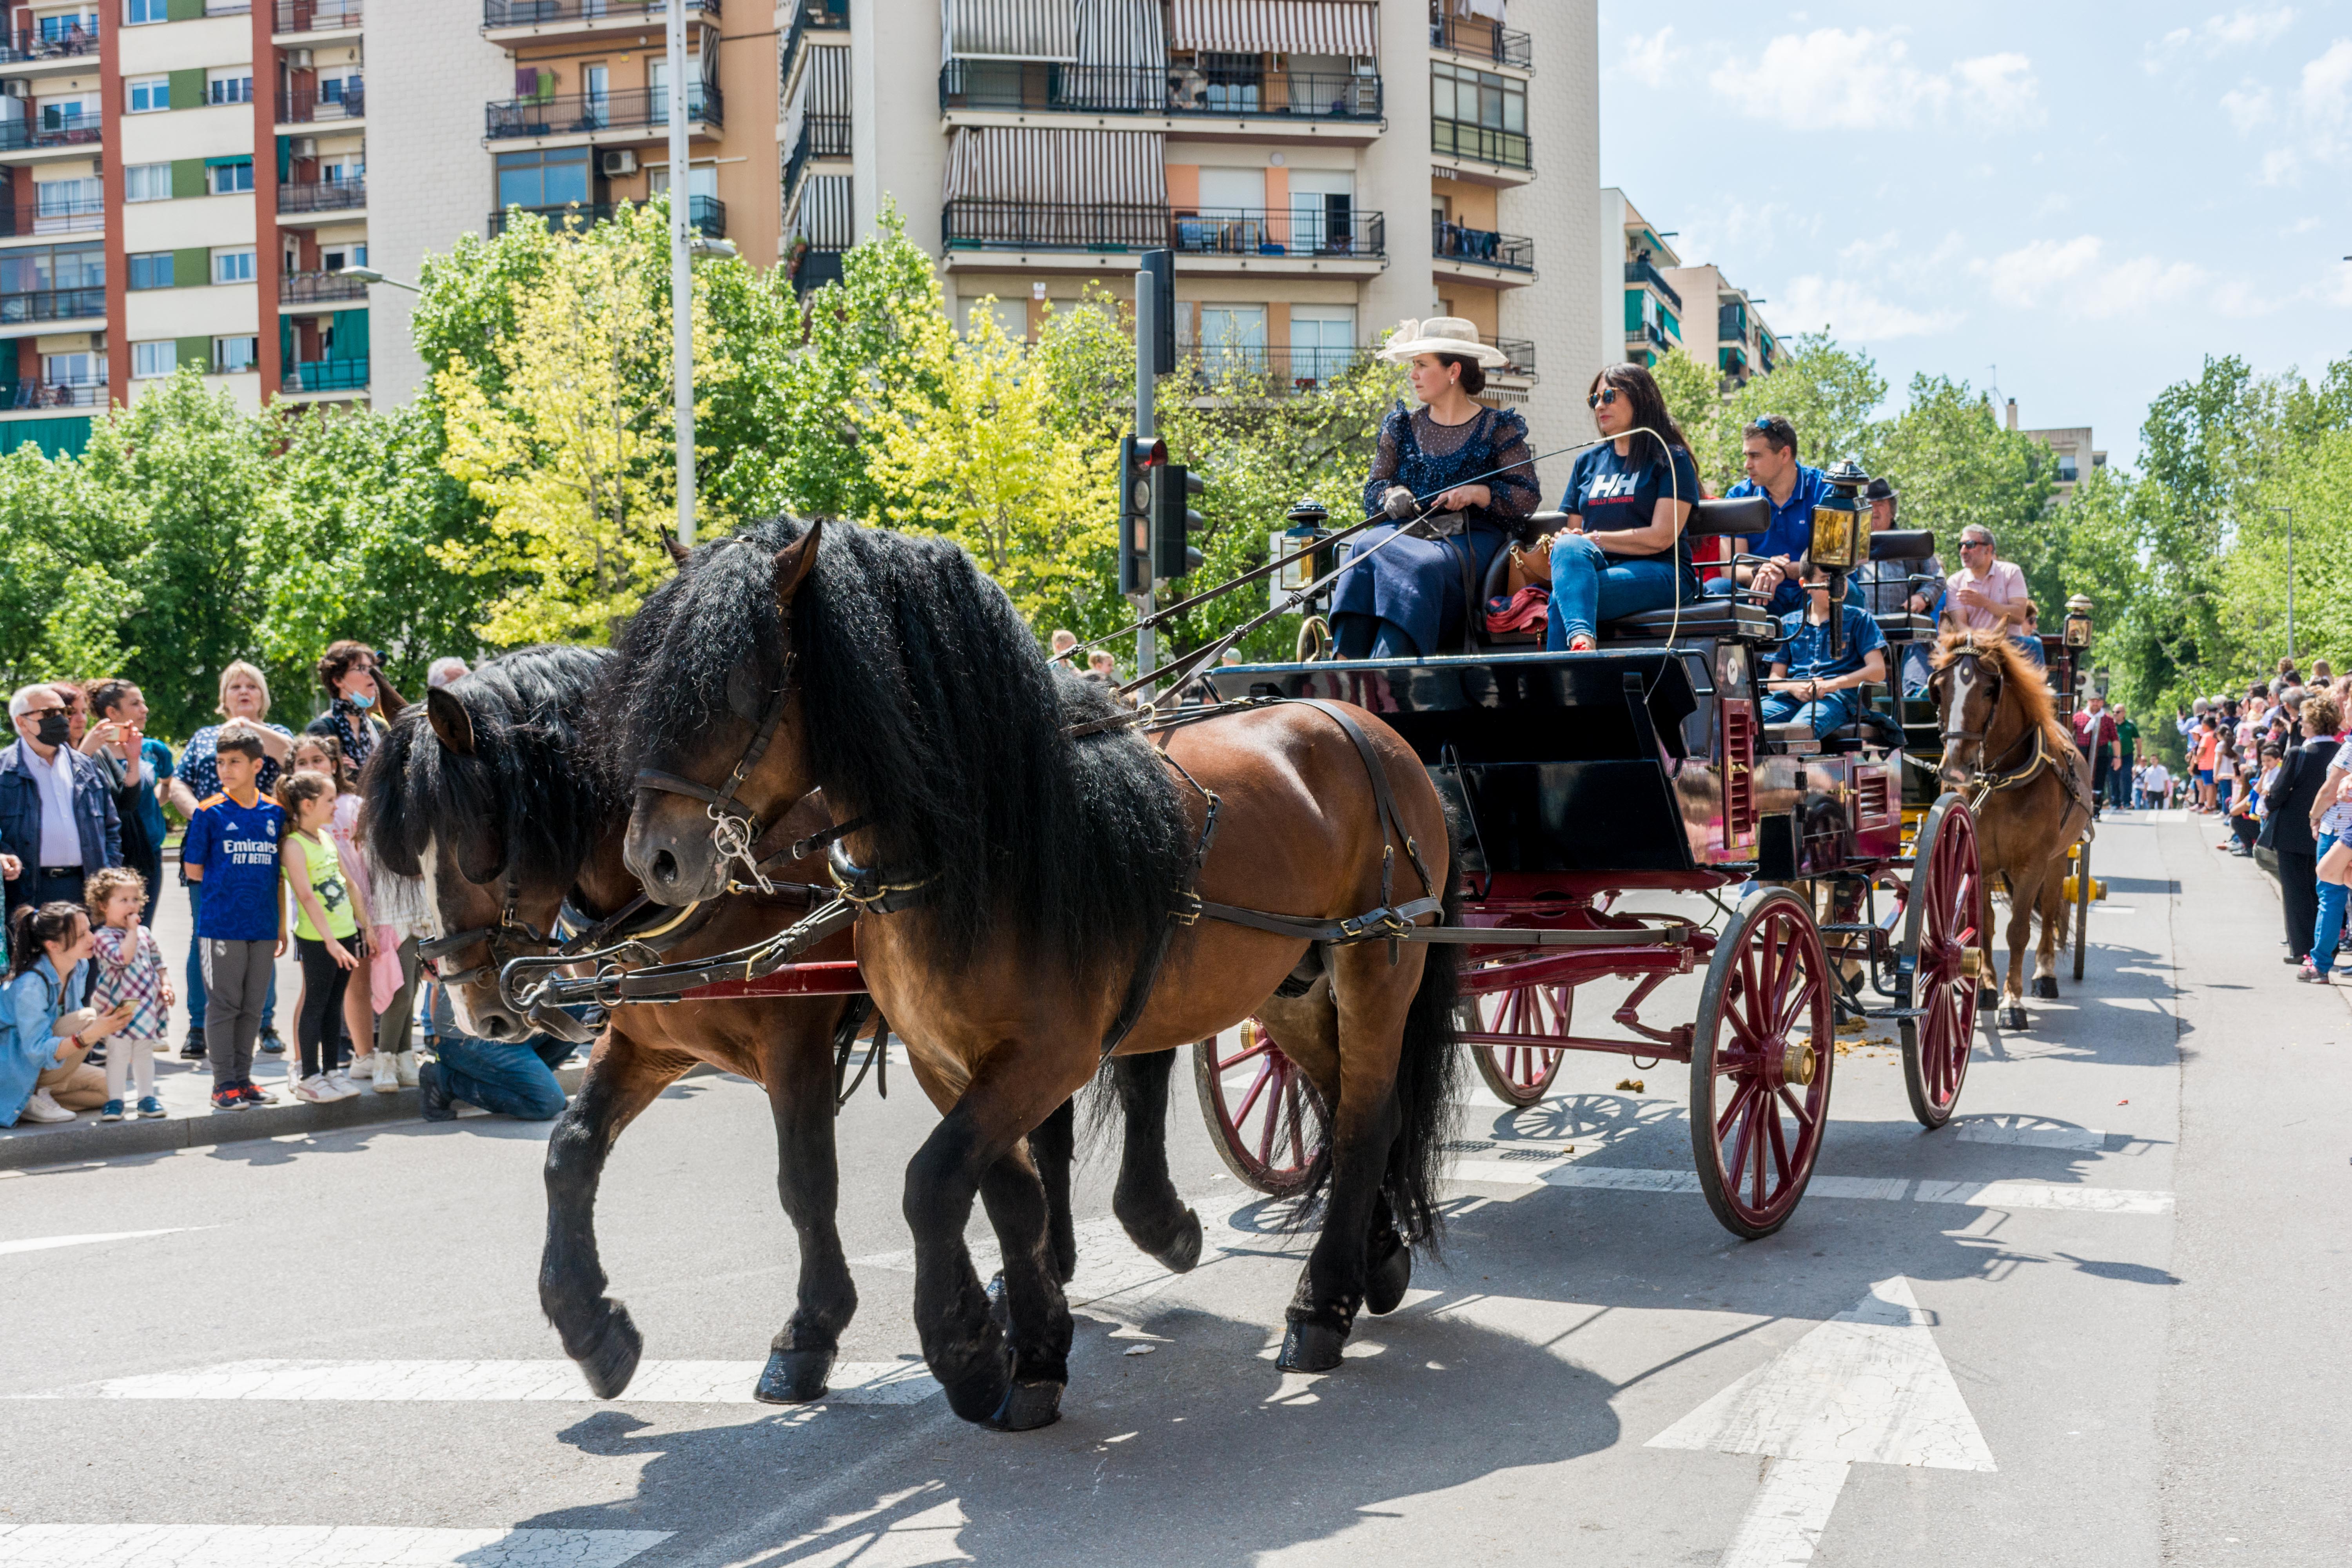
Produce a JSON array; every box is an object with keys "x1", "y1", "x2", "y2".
[
  {"x1": 652, "y1": 849, "x2": 679, "y2": 886},
  {"x1": 479, "y1": 1012, "x2": 511, "y2": 1039}
]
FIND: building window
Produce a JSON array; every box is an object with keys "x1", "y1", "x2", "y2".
[
  {"x1": 125, "y1": 0, "x2": 165, "y2": 23},
  {"x1": 40, "y1": 96, "x2": 96, "y2": 131},
  {"x1": 128, "y1": 251, "x2": 174, "y2": 290},
  {"x1": 132, "y1": 340, "x2": 177, "y2": 378},
  {"x1": 44, "y1": 351, "x2": 97, "y2": 385},
  {"x1": 0, "y1": 243, "x2": 104, "y2": 298},
  {"x1": 125, "y1": 163, "x2": 172, "y2": 201},
  {"x1": 213, "y1": 336, "x2": 258, "y2": 374},
  {"x1": 127, "y1": 75, "x2": 169, "y2": 113},
  {"x1": 320, "y1": 243, "x2": 366, "y2": 270},
  {"x1": 2057, "y1": 455, "x2": 2079, "y2": 483},
  {"x1": 208, "y1": 69, "x2": 252, "y2": 105},
  {"x1": 211, "y1": 247, "x2": 255, "y2": 284},
  {"x1": 495, "y1": 147, "x2": 591, "y2": 210},
  {"x1": 208, "y1": 159, "x2": 253, "y2": 195}
]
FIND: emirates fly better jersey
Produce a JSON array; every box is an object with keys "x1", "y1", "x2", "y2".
[{"x1": 182, "y1": 791, "x2": 285, "y2": 942}]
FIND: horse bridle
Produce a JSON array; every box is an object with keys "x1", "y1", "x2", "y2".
[
  {"x1": 1936, "y1": 644, "x2": 2058, "y2": 805},
  {"x1": 631, "y1": 657, "x2": 795, "y2": 892},
  {"x1": 416, "y1": 864, "x2": 549, "y2": 988}
]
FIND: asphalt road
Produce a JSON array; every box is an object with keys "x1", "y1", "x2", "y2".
[{"x1": 2, "y1": 809, "x2": 2345, "y2": 1566}]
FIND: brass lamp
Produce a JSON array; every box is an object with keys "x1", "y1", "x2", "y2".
[
  {"x1": 2063, "y1": 593, "x2": 2094, "y2": 648},
  {"x1": 1279, "y1": 496, "x2": 1332, "y2": 594},
  {"x1": 1809, "y1": 459, "x2": 1870, "y2": 572}
]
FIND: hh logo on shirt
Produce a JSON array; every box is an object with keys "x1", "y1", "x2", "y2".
[{"x1": 1588, "y1": 472, "x2": 1641, "y2": 501}]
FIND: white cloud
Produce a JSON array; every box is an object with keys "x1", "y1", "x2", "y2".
[
  {"x1": 1972, "y1": 236, "x2": 2211, "y2": 320},
  {"x1": 1708, "y1": 29, "x2": 2043, "y2": 131},
  {"x1": 1618, "y1": 27, "x2": 1682, "y2": 88},
  {"x1": 2221, "y1": 84, "x2": 2275, "y2": 130},
  {"x1": 1769, "y1": 276, "x2": 1964, "y2": 340},
  {"x1": 2300, "y1": 37, "x2": 2352, "y2": 122},
  {"x1": 2147, "y1": 8, "x2": 2297, "y2": 66},
  {"x1": 2261, "y1": 146, "x2": 2301, "y2": 183}
]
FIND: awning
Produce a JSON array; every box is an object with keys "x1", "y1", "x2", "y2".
[
  {"x1": 793, "y1": 174, "x2": 853, "y2": 250},
  {"x1": 942, "y1": 125, "x2": 1165, "y2": 204},
  {"x1": 940, "y1": 0, "x2": 1077, "y2": 62},
  {"x1": 1168, "y1": 0, "x2": 1377, "y2": 55}
]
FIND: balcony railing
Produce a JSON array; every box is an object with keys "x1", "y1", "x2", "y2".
[
  {"x1": 1624, "y1": 258, "x2": 1681, "y2": 310},
  {"x1": 2, "y1": 374, "x2": 106, "y2": 408},
  {"x1": 1431, "y1": 116, "x2": 1529, "y2": 170},
  {"x1": 274, "y1": 0, "x2": 360, "y2": 31},
  {"x1": 1627, "y1": 320, "x2": 1673, "y2": 350},
  {"x1": 1431, "y1": 16, "x2": 1530, "y2": 69},
  {"x1": 281, "y1": 270, "x2": 369, "y2": 303},
  {"x1": 783, "y1": 111, "x2": 851, "y2": 198},
  {"x1": 488, "y1": 194, "x2": 725, "y2": 238},
  {"x1": 278, "y1": 86, "x2": 365, "y2": 123},
  {"x1": 289, "y1": 358, "x2": 369, "y2": 392},
  {"x1": 1181, "y1": 345, "x2": 1373, "y2": 393},
  {"x1": 0, "y1": 287, "x2": 104, "y2": 323},
  {"x1": 0, "y1": 22, "x2": 98, "y2": 65},
  {"x1": 0, "y1": 194, "x2": 105, "y2": 237},
  {"x1": 486, "y1": 82, "x2": 720, "y2": 139},
  {"x1": 780, "y1": 0, "x2": 847, "y2": 94},
  {"x1": 1486, "y1": 335, "x2": 1535, "y2": 376},
  {"x1": 0, "y1": 114, "x2": 100, "y2": 152},
  {"x1": 943, "y1": 199, "x2": 1168, "y2": 253},
  {"x1": 1172, "y1": 207, "x2": 1385, "y2": 260},
  {"x1": 939, "y1": 62, "x2": 1381, "y2": 121},
  {"x1": 279, "y1": 179, "x2": 367, "y2": 214},
  {"x1": 485, "y1": 0, "x2": 716, "y2": 24},
  {"x1": 1434, "y1": 221, "x2": 1532, "y2": 272}
]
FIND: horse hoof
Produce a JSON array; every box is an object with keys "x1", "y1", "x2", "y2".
[
  {"x1": 1976, "y1": 984, "x2": 1998, "y2": 1006},
  {"x1": 754, "y1": 1346, "x2": 835, "y2": 1405},
  {"x1": 2033, "y1": 976, "x2": 2059, "y2": 1000},
  {"x1": 939, "y1": 1357, "x2": 1014, "y2": 1425},
  {"x1": 986, "y1": 1378, "x2": 1065, "y2": 1432},
  {"x1": 2001, "y1": 1005, "x2": 2029, "y2": 1030},
  {"x1": 985, "y1": 1272, "x2": 1009, "y2": 1331},
  {"x1": 1364, "y1": 1240, "x2": 1412, "y2": 1317},
  {"x1": 1277, "y1": 1320, "x2": 1347, "y2": 1373},
  {"x1": 573, "y1": 1303, "x2": 643, "y2": 1400},
  {"x1": 1151, "y1": 1210, "x2": 1204, "y2": 1274}
]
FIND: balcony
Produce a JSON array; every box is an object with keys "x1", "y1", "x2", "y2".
[
  {"x1": 1431, "y1": 16, "x2": 1529, "y2": 69},
  {"x1": 1434, "y1": 220, "x2": 1532, "y2": 274},
  {"x1": 278, "y1": 86, "x2": 365, "y2": 125},
  {"x1": 0, "y1": 20, "x2": 98, "y2": 67},
  {"x1": 783, "y1": 111, "x2": 851, "y2": 200},
  {"x1": 0, "y1": 114, "x2": 100, "y2": 154},
  {"x1": 1430, "y1": 116, "x2": 1529, "y2": 175},
  {"x1": 1181, "y1": 345, "x2": 1372, "y2": 394},
  {"x1": 1486, "y1": 335, "x2": 1534, "y2": 378},
  {"x1": 273, "y1": 0, "x2": 360, "y2": 33},
  {"x1": 1170, "y1": 207, "x2": 1385, "y2": 262},
  {"x1": 485, "y1": 83, "x2": 721, "y2": 142},
  {"x1": 1, "y1": 374, "x2": 105, "y2": 408},
  {"x1": 487, "y1": 194, "x2": 725, "y2": 238},
  {"x1": 942, "y1": 198, "x2": 1167, "y2": 254},
  {"x1": 288, "y1": 358, "x2": 369, "y2": 392},
  {"x1": 281, "y1": 270, "x2": 369, "y2": 304},
  {"x1": 1624, "y1": 258, "x2": 1681, "y2": 311},
  {"x1": 1626, "y1": 320, "x2": 1674, "y2": 353},
  {"x1": 483, "y1": 0, "x2": 715, "y2": 37},
  {"x1": 278, "y1": 179, "x2": 367, "y2": 215},
  {"x1": 939, "y1": 62, "x2": 1381, "y2": 125},
  {"x1": 0, "y1": 192, "x2": 105, "y2": 238},
  {"x1": 0, "y1": 287, "x2": 104, "y2": 324},
  {"x1": 780, "y1": 0, "x2": 847, "y2": 96}
]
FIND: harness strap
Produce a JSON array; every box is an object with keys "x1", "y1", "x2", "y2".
[
  {"x1": 1194, "y1": 894, "x2": 1447, "y2": 945},
  {"x1": 1096, "y1": 758, "x2": 1223, "y2": 1062},
  {"x1": 1291, "y1": 698, "x2": 1440, "y2": 900},
  {"x1": 826, "y1": 838, "x2": 935, "y2": 914}
]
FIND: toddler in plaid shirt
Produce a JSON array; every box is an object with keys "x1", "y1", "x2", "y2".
[{"x1": 87, "y1": 868, "x2": 173, "y2": 1120}]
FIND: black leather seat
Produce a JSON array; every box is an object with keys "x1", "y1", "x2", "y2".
[
  {"x1": 1873, "y1": 612, "x2": 1936, "y2": 642},
  {"x1": 1472, "y1": 497, "x2": 1779, "y2": 650},
  {"x1": 1602, "y1": 601, "x2": 1775, "y2": 640}
]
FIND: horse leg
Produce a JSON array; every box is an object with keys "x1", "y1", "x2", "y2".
[
  {"x1": 976, "y1": 1141, "x2": 1074, "y2": 1430},
  {"x1": 755, "y1": 1009, "x2": 860, "y2": 1405},
  {"x1": 2032, "y1": 869, "x2": 2065, "y2": 1000},
  {"x1": 1976, "y1": 871, "x2": 2002, "y2": 1015},
  {"x1": 1107, "y1": 1051, "x2": 1204, "y2": 1273},
  {"x1": 1028, "y1": 1098, "x2": 1080, "y2": 1286},
  {"x1": 540, "y1": 1031, "x2": 686, "y2": 1399},
  {"x1": 2000, "y1": 871, "x2": 2037, "y2": 1031}
]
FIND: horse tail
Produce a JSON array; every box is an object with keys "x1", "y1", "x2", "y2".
[{"x1": 1388, "y1": 817, "x2": 1466, "y2": 1252}]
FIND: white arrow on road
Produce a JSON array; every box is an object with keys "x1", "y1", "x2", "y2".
[{"x1": 1648, "y1": 1276, "x2": 1994, "y2": 1566}]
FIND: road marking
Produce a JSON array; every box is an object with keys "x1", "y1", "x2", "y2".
[
  {"x1": 0, "y1": 1526, "x2": 670, "y2": 1566},
  {"x1": 1450, "y1": 1160, "x2": 2171, "y2": 1213},
  {"x1": 1910, "y1": 1180, "x2": 2170, "y2": 1214},
  {"x1": 0, "y1": 1227, "x2": 205, "y2": 1257},
  {"x1": 1650, "y1": 1277, "x2": 1994, "y2": 1566},
  {"x1": 13, "y1": 1358, "x2": 940, "y2": 1406},
  {"x1": 1956, "y1": 1118, "x2": 2106, "y2": 1151},
  {"x1": 852, "y1": 1206, "x2": 1310, "y2": 1307}
]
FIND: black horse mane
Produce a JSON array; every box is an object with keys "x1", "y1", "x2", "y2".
[
  {"x1": 365, "y1": 643, "x2": 618, "y2": 887},
  {"x1": 612, "y1": 517, "x2": 1194, "y2": 977}
]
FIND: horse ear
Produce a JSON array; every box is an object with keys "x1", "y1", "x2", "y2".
[
  {"x1": 773, "y1": 518, "x2": 824, "y2": 607},
  {"x1": 426, "y1": 688, "x2": 476, "y2": 756},
  {"x1": 661, "y1": 528, "x2": 691, "y2": 566}
]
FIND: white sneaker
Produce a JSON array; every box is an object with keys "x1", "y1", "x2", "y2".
[
  {"x1": 292, "y1": 1074, "x2": 336, "y2": 1103},
  {"x1": 394, "y1": 1050, "x2": 421, "y2": 1088},
  {"x1": 324, "y1": 1070, "x2": 361, "y2": 1100},
  {"x1": 17, "y1": 1089, "x2": 74, "y2": 1123},
  {"x1": 371, "y1": 1051, "x2": 400, "y2": 1093}
]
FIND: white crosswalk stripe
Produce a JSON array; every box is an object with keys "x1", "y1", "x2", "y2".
[
  {"x1": 0, "y1": 1525, "x2": 670, "y2": 1566},
  {"x1": 1449, "y1": 1159, "x2": 2172, "y2": 1213},
  {"x1": 11, "y1": 1359, "x2": 939, "y2": 1406}
]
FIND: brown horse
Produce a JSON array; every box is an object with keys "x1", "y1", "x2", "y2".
[
  {"x1": 611, "y1": 517, "x2": 1463, "y2": 1431},
  {"x1": 1927, "y1": 631, "x2": 2093, "y2": 1029}
]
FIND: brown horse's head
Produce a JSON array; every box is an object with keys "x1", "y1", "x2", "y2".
[{"x1": 1926, "y1": 632, "x2": 2069, "y2": 788}]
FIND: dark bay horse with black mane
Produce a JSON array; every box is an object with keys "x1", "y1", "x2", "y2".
[
  {"x1": 611, "y1": 516, "x2": 1463, "y2": 1431},
  {"x1": 364, "y1": 644, "x2": 1204, "y2": 1407}
]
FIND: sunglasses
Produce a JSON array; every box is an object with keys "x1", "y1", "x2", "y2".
[
  {"x1": 20, "y1": 704, "x2": 63, "y2": 720},
  {"x1": 1587, "y1": 388, "x2": 1621, "y2": 408},
  {"x1": 1960, "y1": 539, "x2": 1991, "y2": 550}
]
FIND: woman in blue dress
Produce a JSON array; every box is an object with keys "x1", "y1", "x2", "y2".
[
  {"x1": 1522, "y1": 362, "x2": 1699, "y2": 651},
  {"x1": 1330, "y1": 318, "x2": 1539, "y2": 660}
]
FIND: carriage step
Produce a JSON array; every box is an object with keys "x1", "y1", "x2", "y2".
[
  {"x1": 1856, "y1": 1007, "x2": 1927, "y2": 1020},
  {"x1": 1818, "y1": 923, "x2": 1888, "y2": 935}
]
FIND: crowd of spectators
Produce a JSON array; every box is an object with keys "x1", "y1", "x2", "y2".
[{"x1": 0, "y1": 645, "x2": 581, "y2": 1129}]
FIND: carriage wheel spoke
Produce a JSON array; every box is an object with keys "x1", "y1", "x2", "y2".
[
  {"x1": 1747, "y1": 1098, "x2": 1771, "y2": 1209},
  {"x1": 1723, "y1": 1082, "x2": 1762, "y2": 1182},
  {"x1": 1715, "y1": 1076, "x2": 1759, "y2": 1142},
  {"x1": 1233, "y1": 1056, "x2": 1277, "y2": 1127},
  {"x1": 1765, "y1": 1101, "x2": 1793, "y2": 1189},
  {"x1": 1775, "y1": 972, "x2": 1819, "y2": 1042},
  {"x1": 1776, "y1": 1085, "x2": 1815, "y2": 1130}
]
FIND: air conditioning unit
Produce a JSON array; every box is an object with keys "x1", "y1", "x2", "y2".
[
  {"x1": 600, "y1": 149, "x2": 638, "y2": 177},
  {"x1": 2, "y1": 81, "x2": 24, "y2": 98},
  {"x1": 290, "y1": 47, "x2": 314, "y2": 69},
  {"x1": 291, "y1": 136, "x2": 318, "y2": 159}
]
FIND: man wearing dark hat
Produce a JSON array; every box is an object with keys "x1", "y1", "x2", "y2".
[{"x1": 1850, "y1": 478, "x2": 1943, "y2": 691}]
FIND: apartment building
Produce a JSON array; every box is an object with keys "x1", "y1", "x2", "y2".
[
  {"x1": 2009, "y1": 399, "x2": 2103, "y2": 498},
  {"x1": 368, "y1": 0, "x2": 780, "y2": 405},
  {"x1": 1659, "y1": 258, "x2": 1775, "y2": 385},
  {"x1": 777, "y1": 0, "x2": 1600, "y2": 459},
  {"x1": 0, "y1": 0, "x2": 107, "y2": 453},
  {"x1": 1599, "y1": 185, "x2": 1779, "y2": 390}
]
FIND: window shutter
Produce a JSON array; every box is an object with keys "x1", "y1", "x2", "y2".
[
  {"x1": 165, "y1": 0, "x2": 204, "y2": 18},
  {"x1": 171, "y1": 247, "x2": 209, "y2": 287},
  {"x1": 329, "y1": 307, "x2": 367, "y2": 359},
  {"x1": 174, "y1": 335, "x2": 211, "y2": 370},
  {"x1": 170, "y1": 158, "x2": 207, "y2": 199},
  {"x1": 167, "y1": 67, "x2": 206, "y2": 110},
  {"x1": 276, "y1": 135, "x2": 291, "y2": 180}
]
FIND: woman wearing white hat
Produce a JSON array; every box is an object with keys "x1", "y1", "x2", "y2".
[{"x1": 1329, "y1": 318, "x2": 1539, "y2": 660}]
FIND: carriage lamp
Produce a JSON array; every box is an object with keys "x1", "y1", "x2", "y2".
[
  {"x1": 2063, "y1": 593, "x2": 2094, "y2": 648},
  {"x1": 1278, "y1": 496, "x2": 1332, "y2": 595},
  {"x1": 1808, "y1": 459, "x2": 1870, "y2": 572}
]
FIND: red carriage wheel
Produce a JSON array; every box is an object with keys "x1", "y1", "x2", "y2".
[
  {"x1": 1901, "y1": 794, "x2": 1984, "y2": 1129},
  {"x1": 1192, "y1": 1020, "x2": 1325, "y2": 1197},
  {"x1": 1466, "y1": 983, "x2": 1571, "y2": 1107},
  {"x1": 1688, "y1": 887, "x2": 1836, "y2": 1240}
]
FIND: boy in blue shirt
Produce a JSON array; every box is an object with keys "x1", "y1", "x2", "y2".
[
  {"x1": 1763, "y1": 566, "x2": 1889, "y2": 739},
  {"x1": 181, "y1": 729, "x2": 285, "y2": 1110}
]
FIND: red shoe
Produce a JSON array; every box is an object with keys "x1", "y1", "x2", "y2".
[
  {"x1": 211, "y1": 1086, "x2": 245, "y2": 1111},
  {"x1": 1567, "y1": 634, "x2": 1596, "y2": 653},
  {"x1": 236, "y1": 1082, "x2": 276, "y2": 1107}
]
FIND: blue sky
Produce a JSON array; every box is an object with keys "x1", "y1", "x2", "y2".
[{"x1": 1596, "y1": 4, "x2": 2352, "y2": 469}]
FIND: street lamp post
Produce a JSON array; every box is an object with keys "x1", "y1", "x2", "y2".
[
  {"x1": 2272, "y1": 505, "x2": 2295, "y2": 662},
  {"x1": 668, "y1": 0, "x2": 693, "y2": 547}
]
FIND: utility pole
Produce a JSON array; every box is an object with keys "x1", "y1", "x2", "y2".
[
  {"x1": 668, "y1": 0, "x2": 694, "y2": 545},
  {"x1": 1131, "y1": 276, "x2": 1154, "y2": 691},
  {"x1": 2278, "y1": 505, "x2": 2296, "y2": 662}
]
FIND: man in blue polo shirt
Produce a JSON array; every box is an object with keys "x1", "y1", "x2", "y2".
[
  {"x1": 1706, "y1": 415, "x2": 1826, "y2": 617},
  {"x1": 1763, "y1": 565, "x2": 1889, "y2": 738}
]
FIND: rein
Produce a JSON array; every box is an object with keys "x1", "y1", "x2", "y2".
[
  {"x1": 1939, "y1": 646, "x2": 2093, "y2": 825},
  {"x1": 632, "y1": 657, "x2": 794, "y2": 892}
]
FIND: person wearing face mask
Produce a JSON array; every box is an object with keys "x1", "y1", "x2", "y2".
[
  {"x1": 0, "y1": 685, "x2": 122, "y2": 920},
  {"x1": 305, "y1": 641, "x2": 408, "y2": 776}
]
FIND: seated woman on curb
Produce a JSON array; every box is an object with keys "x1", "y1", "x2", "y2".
[
  {"x1": 3, "y1": 901, "x2": 134, "y2": 1126},
  {"x1": 1760, "y1": 565, "x2": 1889, "y2": 738},
  {"x1": 1330, "y1": 318, "x2": 1539, "y2": 661},
  {"x1": 1519, "y1": 362, "x2": 1699, "y2": 652}
]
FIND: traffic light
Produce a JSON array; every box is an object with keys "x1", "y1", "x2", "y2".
[
  {"x1": 1138, "y1": 249, "x2": 1175, "y2": 376},
  {"x1": 1116, "y1": 432, "x2": 1165, "y2": 597},
  {"x1": 1151, "y1": 462, "x2": 1206, "y2": 581}
]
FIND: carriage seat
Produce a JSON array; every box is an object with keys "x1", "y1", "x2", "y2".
[
  {"x1": 1874, "y1": 612, "x2": 1936, "y2": 642},
  {"x1": 1473, "y1": 497, "x2": 1777, "y2": 650}
]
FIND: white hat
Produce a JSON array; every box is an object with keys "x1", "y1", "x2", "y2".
[{"x1": 1377, "y1": 317, "x2": 1508, "y2": 367}]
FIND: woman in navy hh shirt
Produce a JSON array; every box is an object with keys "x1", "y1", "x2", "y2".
[{"x1": 1521, "y1": 363, "x2": 1699, "y2": 650}]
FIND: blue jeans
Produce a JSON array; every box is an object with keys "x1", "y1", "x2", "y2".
[
  {"x1": 183, "y1": 879, "x2": 276, "y2": 1035},
  {"x1": 1700, "y1": 574, "x2": 1865, "y2": 617},
  {"x1": 432, "y1": 1034, "x2": 571, "y2": 1120},
  {"x1": 1544, "y1": 537, "x2": 1688, "y2": 646},
  {"x1": 1761, "y1": 688, "x2": 1861, "y2": 738},
  {"x1": 2316, "y1": 833, "x2": 2347, "y2": 975}
]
